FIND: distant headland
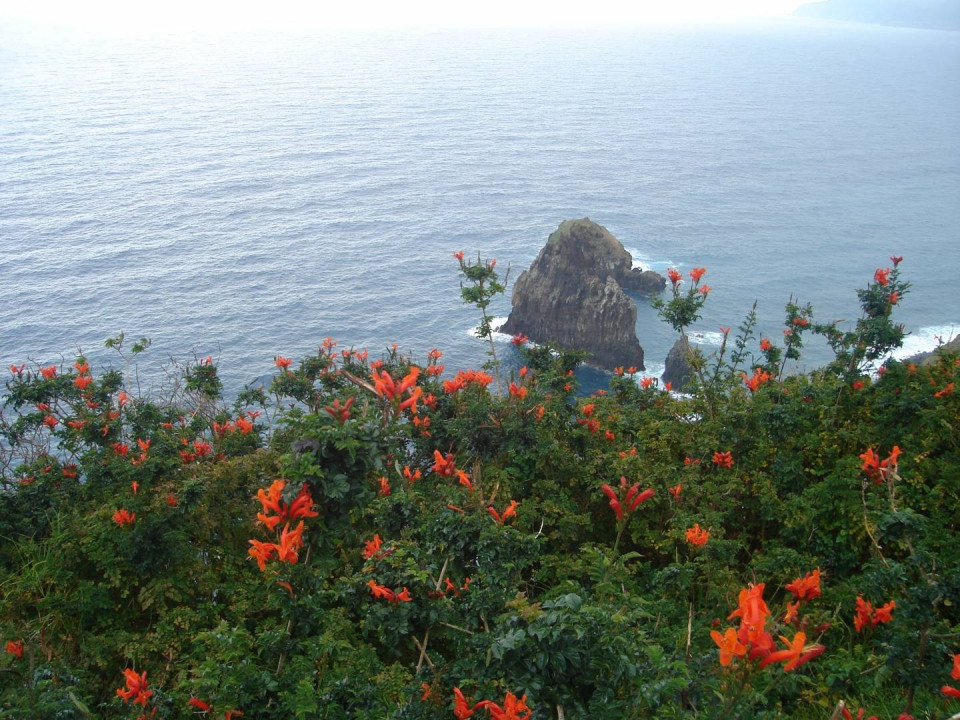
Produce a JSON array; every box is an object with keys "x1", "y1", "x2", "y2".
[{"x1": 795, "y1": 0, "x2": 960, "y2": 31}]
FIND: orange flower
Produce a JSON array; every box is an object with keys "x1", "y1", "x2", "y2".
[
  {"x1": 784, "y1": 601, "x2": 799, "y2": 625},
  {"x1": 113, "y1": 509, "x2": 136, "y2": 526},
  {"x1": 377, "y1": 475, "x2": 391, "y2": 496},
  {"x1": 248, "y1": 539, "x2": 277, "y2": 570},
  {"x1": 431, "y1": 451, "x2": 457, "y2": 477},
  {"x1": 935, "y1": 382, "x2": 954, "y2": 398},
  {"x1": 601, "y1": 477, "x2": 654, "y2": 522},
  {"x1": 324, "y1": 396, "x2": 355, "y2": 424},
  {"x1": 367, "y1": 580, "x2": 392, "y2": 600},
  {"x1": 188, "y1": 698, "x2": 212, "y2": 711},
  {"x1": 130, "y1": 481, "x2": 139, "y2": 495},
  {"x1": 728, "y1": 583, "x2": 771, "y2": 653},
  {"x1": 256, "y1": 480, "x2": 318, "y2": 530},
  {"x1": 859, "y1": 446, "x2": 900, "y2": 484},
  {"x1": 275, "y1": 521, "x2": 305, "y2": 564},
  {"x1": 785, "y1": 568, "x2": 821, "y2": 603},
  {"x1": 116, "y1": 668, "x2": 153, "y2": 706},
  {"x1": 742, "y1": 367, "x2": 773, "y2": 393},
  {"x1": 4, "y1": 640, "x2": 23, "y2": 659},
  {"x1": 363, "y1": 534, "x2": 383, "y2": 559},
  {"x1": 457, "y1": 470, "x2": 473, "y2": 492},
  {"x1": 689, "y1": 267, "x2": 706, "y2": 283},
  {"x1": 641, "y1": 377, "x2": 654, "y2": 389},
  {"x1": 40, "y1": 365, "x2": 57, "y2": 379},
  {"x1": 488, "y1": 500, "x2": 518, "y2": 525},
  {"x1": 508, "y1": 382, "x2": 527, "y2": 399},
  {"x1": 453, "y1": 250, "x2": 465, "y2": 261},
  {"x1": 854, "y1": 597, "x2": 896, "y2": 632},
  {"x1": 668, "y1": 483, "x2": 682, "y2": 500},
  {"x1": 373, "y1": 367, "x2": 420, "y2": 403},
  {"x1": 367, "y1": 580, "x2": 411, "y2": 603},
  {"x1": 453, "y1": 687, "x2": 490, "y2": 719},
  {"x1": 874, "y1": 267, "x2": 891, "y2": 286},
  {"x1": 403, "y1": 465, "x2": 422, "y2": 483},
  {"x1": 951, "y1": 652, "x2": 960, "y2": 680},
  {"x1": 759, "y1": 631, "x2": 826, "y2": 671},
  {"x1": 510, "y1": 333, "x2": 529, "y2": 346},
  {"x1": 274, "y1": 355, "x2": 292, "y2": 369},
  {"x1": 74, "y1": 374, "x2": 92, "y2": 390},
  {"x1": 710, "y1": 627, "x2": 747, "y2": 666},
  {"x1": 667, "y1": 268, "x2": 682, "y2": 286},
  {"x1": 760, "y1": 338, "x2": 772, "y2": 351},
  {"x1": 67, "y1": 419, "x2": 86, "y2": 430},
  {"x1": 685, "y1": 524, "x2": 709, "y2": 547},
  {"x1": 42, "y1": 415, "x2": 58, "y2": 428},
  {"x1": 712, "y1": 451, "x2": 733, "y2": 468},
  {"x1": 483, "y1": 691, "x2": 532, "y2": 720}
]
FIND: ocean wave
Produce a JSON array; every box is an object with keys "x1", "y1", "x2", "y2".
[
  {"x1": 890, "y1": 324, "x2": 959, "y2": 360},
  {"x1": 625, "y1": 246, "x2": 674, "y2": 272},
  {"x1": 687, "y1": 330, "x2": 727, "y2": 346}
]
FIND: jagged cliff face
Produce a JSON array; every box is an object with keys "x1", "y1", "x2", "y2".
[{"x1": 501, "y1": 219, "x2": 662, "y2": 371}]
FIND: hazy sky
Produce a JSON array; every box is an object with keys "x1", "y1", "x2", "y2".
[{"x1": 1, "y1": 0, "x2": 816, "y2": 32}]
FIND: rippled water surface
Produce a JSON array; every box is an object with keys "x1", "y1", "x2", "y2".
[{"x1": 2, "y1": 19, "x2": 958, "y2": 393}]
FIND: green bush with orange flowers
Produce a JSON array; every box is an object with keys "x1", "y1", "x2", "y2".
[{"x1": 1, "y1": 254, "x2": 958, "y2": 720}]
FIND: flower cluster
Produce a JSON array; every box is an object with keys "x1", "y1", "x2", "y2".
[
  {"x1": 116, "y1": 668, "x2": 153, "y2": 707},
  {"x1": 600, "y1": 476, "x2": 654, "y2": 523},
  {"x1": 248, "y1": 480, "x2": 318, "y2": 572},
  {"x1": 443, "y1": 369, "x2": 494, "y2": 394},
  {"x1": 373, "y1": 367, "x2": 422, "y2": 414},
  {"x1": 859, "y1": 446, "x2": 901, "y2": 484},
  {"x1": 711, "y1": 582, "x2": 826, "y2": 672},
  {"x1": 853, "y1": 597, "x2": 895, "y2": 632},
  {"x1": 453, "y1": 688, "x2": 531, "y2": 720}
]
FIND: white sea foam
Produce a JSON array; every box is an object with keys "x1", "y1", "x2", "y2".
[
  {"x1": 890, "y1": 324, "x2": 959, "y2": 361},
  {"x1": 625, "y1": 246, "x2": 675, "y2": 273},
  {"x1": 687, "y1": 330, "x2": 727, "y2": 346},
  {"x1": 637, "y1": 362, "x2": 666, "y2": 382}
]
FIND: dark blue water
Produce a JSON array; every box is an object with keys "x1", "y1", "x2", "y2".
[{"x1": 2, "y1": 18, "x2": 958, "y2": 394}]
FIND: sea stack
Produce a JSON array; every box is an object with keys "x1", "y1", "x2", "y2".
[{"x1": 501, "y1": 218, "x2": 665, "y2": 371}]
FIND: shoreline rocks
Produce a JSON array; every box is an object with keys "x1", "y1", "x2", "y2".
[{"x1": 501, "y1": 218, "x2": 664, "y2": 371}]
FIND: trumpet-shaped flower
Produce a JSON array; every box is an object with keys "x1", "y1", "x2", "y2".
[
  {"x1": 712, "y1": 451, "x2": 734, "y2": 468},
  {"x1": 710, "y1": 627, "x2": 746, "y2": 666},
  {"x1": 853, "y1": 597, "x2": 896, "y2": 632},
  {"x1": 601, "y1": 476, "x2": 654, "y2": 522},
  {"x1": 859, "y1": 446, "x2": 901, "y2": 484},
  {"x1": 785, "y1": 569, "x2": 821, "y2": 602},
  {"x1": 116, "y1": 668, "x2": 153, "y2": 706},
  {"x1": 488, "y1": 500, "x2": 518, "y2": 525},
  {"x1": 5, "y1": 640, "x2": 23, "y2": 659},
  {"x1": 759, "y1": 631, "x2": 826, "y2": 671},
  {"x1": 685, "y1": 524, "x2": 709, "y2": 547}
]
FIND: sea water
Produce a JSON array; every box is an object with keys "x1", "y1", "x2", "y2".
[{"x1": 1, "y1": 18, "x2": 958, "y2": 396}]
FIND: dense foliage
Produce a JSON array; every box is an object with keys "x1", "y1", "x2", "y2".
[{"x1": 1, "y1": 255, "x2": 958, "y2": 720}]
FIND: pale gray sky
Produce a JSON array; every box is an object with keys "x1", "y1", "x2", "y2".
[{"x1": 1, "y1": 0, "x2": 815, "y2": 33}]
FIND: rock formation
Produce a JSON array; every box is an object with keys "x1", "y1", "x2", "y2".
[
  {"x1": 662, "y1": 338, "x2": 694, "y2": 391},
  {"x1": 500, "y1": 219, "x2": 664, "y2": 371}
]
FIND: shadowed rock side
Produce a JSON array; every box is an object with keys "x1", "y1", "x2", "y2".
[
  {"x1": 501, "y1": 218, "x2": 665, "y2": 371},
  {"x1": 662, "y1": 338, "x2": 694, "y2": 391}
]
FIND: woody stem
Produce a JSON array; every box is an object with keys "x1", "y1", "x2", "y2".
[{"x1": 416, "y1": 557, "x2": 450, "y2": 673}]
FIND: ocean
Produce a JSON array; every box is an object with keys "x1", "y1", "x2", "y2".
[{"x1": 1, "y1": 17, "x2": 958, "y2": 396}]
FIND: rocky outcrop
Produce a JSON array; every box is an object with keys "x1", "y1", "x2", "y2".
[
  {"x1": 500, "y1": 219, "x2": 664, "y2": 371},
  {"x1": 662, "y1": 338, "x2": 693, "y2": 391}
]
